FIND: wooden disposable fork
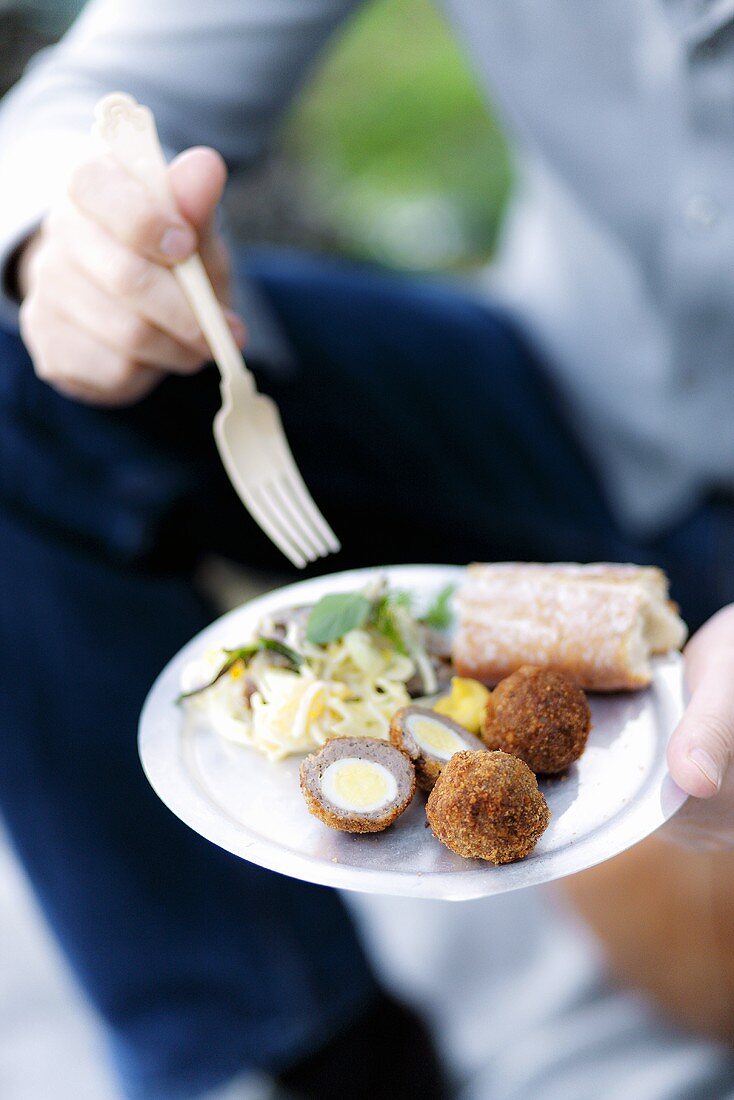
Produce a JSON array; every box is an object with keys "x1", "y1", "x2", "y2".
[{"x1": 93, "y1": 93, "x2": 340, "y2": 569}]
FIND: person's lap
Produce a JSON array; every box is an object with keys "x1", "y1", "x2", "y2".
[
  {"x1": 0, "y1": 245, "x2": 729, "y2": 1097},
  {"x1": 244, "y1": 248, "x2": 730, "y2": 629}
]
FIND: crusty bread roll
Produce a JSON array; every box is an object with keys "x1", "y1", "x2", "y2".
[{"x1": 453, "y1": 563, "x2": 687, "y2": 692}]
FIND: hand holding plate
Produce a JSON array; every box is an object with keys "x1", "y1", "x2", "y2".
[{"x1": 665, "y1": 604, "x2": 734, "y2": 849}]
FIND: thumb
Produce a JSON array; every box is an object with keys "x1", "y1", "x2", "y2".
[
  {"x1": 167, "y1": 146, "x2": 227, "y2": 240},
  {"x1": 167, "y1": 145, "x2": 236, "y2": 309},
  {"x1": 667, "y1": 648, "x2": 734, "y2": 798}
]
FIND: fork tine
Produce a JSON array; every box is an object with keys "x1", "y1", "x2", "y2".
[
  {"x1": 242, "y1": 486, "x2": 311, "y2": 569},
  {"x1": 274, "y1": 444, "x2": 341, "y2": 554},
  {"x1": 260, "y1": 394, "x2": 341, "y2": 557},
  {"x1": 268, "y1": 477, "x2": 330, "y2": 559},
  {"x1": 215, "y1": 427, "x2": 314, "y2": 568},
  {"x1": 250, "y1": 483, "x2": 322, "y2": 568},
  {"x1": 287, "y1": 474, "x2": 341, "y2": 554}
]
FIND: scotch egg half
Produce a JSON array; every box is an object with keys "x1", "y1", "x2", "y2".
[
  {"x1": 389, "y1": 705, "x2": 487, "y2": 791},
  {"x1": 300, "y1": 736, "x2": 416, "y2": 833}
]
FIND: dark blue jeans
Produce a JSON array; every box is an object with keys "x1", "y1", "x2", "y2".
[{"x1": 0, "y1": 248, "x2": 730, "y2": 1099}]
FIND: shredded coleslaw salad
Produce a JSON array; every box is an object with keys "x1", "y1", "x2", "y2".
[{"x1": 180, "y1": 627, "x2": 415, "y2": 761}]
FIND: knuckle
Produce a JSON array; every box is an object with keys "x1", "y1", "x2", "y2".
[
  {"x1": 21, "y1": 238, "x2": 52, "y2": 293},
  {"x1": 29, "y1": 246, "x2": 56, "y2": 286},
  {"x1": 172, "y1": 352, "x2": 205, "y2": 375},
  {"x1": 68, "y1": 158, "x2": 101, "y2": 207},
  {"x1": 18, "y1": 298, "x2": 43, "y2": 350},
  {"x1": 178, "y1": 315, "x2": 204, "y2": 349},
  {"x1": 696, "y1": 711, "x2": 734, "y2": 758},
  {"x1": 18, "y1": 297, "x2": 35, "y2": 339},
  {"x1": 163, "y1": 292, "x2": 201, "y2": 348},
  {"x1": 128, "y1": 207, "x2": 167, "y2": 253},
  {"x1": 187, "y1": 345, "x2": 207, "y2": 368},
  {"x1": 106, "y1": 356, "x2": 137, "y2": 390},
  {"x1": 30, "y1": 348, "x2": 55, "y2": 382},
  {"x1": 107, "y1": 251, "x2": 152, "y2": 299},
  {"x1": 114, "y1": 372, "x2": 157, "y2": 406},
  {"x1": 31, "y1": 358, "x2": 49, "y2": 381},
  {"x1": 115, "y1": 311, "x2": 151, "y2": 355}
]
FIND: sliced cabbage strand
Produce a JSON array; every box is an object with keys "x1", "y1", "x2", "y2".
[{"x1": 184, "y1": 627, "x2": 415, "y2": 760}]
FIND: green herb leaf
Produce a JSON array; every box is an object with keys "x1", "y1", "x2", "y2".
[
  {"x1": 305, "y1": 592, "x2": 372, "y2": 645},
  {"x1": 421, "y1": 584, "x2": 456, "y2": 630},
  {"x1": 176, "y1": 645, "x2": 257, "y2": 703},
  {"x1": 255, "y1": 637, "x2": 304, "y2": 669},
  {"x1": 389, "y1": 589, "x2": 413, "y2": 611},
  {"x1": 370, "y1": 594, "x2": 409, "y2": 654},
  {"x1": 177, "y1": 636, "x2": 303, "y2": 704}
]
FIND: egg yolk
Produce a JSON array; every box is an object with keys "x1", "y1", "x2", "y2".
[
  {"x1": 321, "y1": 758, "x2": 397, "y2": 812},
  {"x1": 407, "y1": 715, "x2": 466, "y2": 761}
]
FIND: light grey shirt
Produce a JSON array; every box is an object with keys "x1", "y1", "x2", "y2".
[
  {"x1": 349, "y1": 886, "x2": 734, "y2": 1099},
  {"x1": 1, "y1": 0, "x2": 733, "y2": 534}
]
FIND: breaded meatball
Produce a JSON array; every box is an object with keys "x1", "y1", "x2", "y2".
[
  {"x1": 426, "y1": 750, "x2": 549, "y2": 863},
  {"x1": 481, "y1": 665, "x2": 591, "y2": 774}
]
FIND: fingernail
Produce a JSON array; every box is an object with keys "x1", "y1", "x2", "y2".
[
  {"x1": 687, "y1": 748, "x2": 722, "y2": 791},
  {"x1": 160, "y1": 226, "x2": 194, "y2": 260}
]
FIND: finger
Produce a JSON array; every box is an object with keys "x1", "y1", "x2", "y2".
[
  {"x1": 667, "y1": 648, "x2": 734, "y2": 797},
  {"x1": 168, "y1": 146, "x2": 226, "y2": 240},
  {"x1": 50, "y1": 371, "x2": 160, "y2": 407},
  {"x1": 38, "y1": 247, "x2": 206, "y2": 373},
  {"x1": 15, "y1": 227, "x2": 45, "y2": 300},
  {"x1": 24, "y1": 301, "x2": 162, "y2": 405},
  {"x1": 660, "y1": 764, "x2": 734, "y2": 851},
  {"x1": 49, "y1": 203, "x2": 245, "y2": 352},
  {"x1": 68, "y1": 156, "x2": 196, "y2": 264},
  {"x1": 200, "y1": 233, "x2": 233, "y2": 306},
  {"x1": 168, "y1": 147, "x2": 231, "y2": 301}
]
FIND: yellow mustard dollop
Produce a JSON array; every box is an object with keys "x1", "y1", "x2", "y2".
[{"x1": 433, "y1": 677, "x2": 491, "y2": 734}]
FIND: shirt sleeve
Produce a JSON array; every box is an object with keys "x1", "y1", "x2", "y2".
[{"x1": 0, "y1": 0, "x2": 362, "y2": 327}]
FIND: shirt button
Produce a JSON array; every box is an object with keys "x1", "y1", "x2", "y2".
[{"x1": 684, "y1": 193, "x2": 719, "y2": 229}]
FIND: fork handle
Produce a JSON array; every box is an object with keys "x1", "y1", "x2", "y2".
[{"x1": 93, "y1": 93, "x2": 253, "y2": 391}]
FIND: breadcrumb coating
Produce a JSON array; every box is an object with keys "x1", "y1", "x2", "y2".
[
  {"x1": 482, "y1": 666, "x2": 591, "y2": 774},
  {"x1": 426, "y1": 750, "x2": 550, "y2": 863},
  {"x1": 300, "y1": 736, "x2": 416, "y2": 834},
  {"x1": 389, "y1": 705, "x2": 486, "y2": 791}
]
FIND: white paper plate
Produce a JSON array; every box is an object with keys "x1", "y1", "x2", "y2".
[{"x1": 139, "y1": 564, "x2": 688, "y2": 901}]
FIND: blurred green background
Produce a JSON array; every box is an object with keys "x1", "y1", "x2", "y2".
[
  {"x1": 2, "y1": 0, "x2": 512, "y2": 271},
  {"x1": 285, "y1": 0, "x2": 512, "y2": 271}
]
